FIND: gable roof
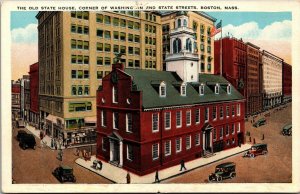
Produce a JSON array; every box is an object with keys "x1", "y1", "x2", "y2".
[{"x1": 124, "y1": 69, "x2": 244, "y2": 109}]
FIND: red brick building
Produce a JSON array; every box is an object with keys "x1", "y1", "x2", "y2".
[
  {"x1": 282, "y1": 62, "x2": 292, "y2": 103},
  {"x1": 29, "y1": 62, "x2": 39, "y2": 126},
  {"x1": 96, "y1": 63, "x2": 245, "y2": 175},
  {"x1": 12, "y1": 81, "x2": 21, "y2": 120},
  {"x1": 214, "y1": 37, "x2": 247, "y2": 97}
]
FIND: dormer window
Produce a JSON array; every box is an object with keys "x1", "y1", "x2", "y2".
[
  {"x1": 159, "y1": 82, "x2": 166, "y2": 97},
  {"x1": 215, "y1": 83, "x2": 220, "y2": 94},
  {"x1": 227, "y1": 84, "x2": 231, "y2": 94},
  {"x1": 180, "y1": 83, "x2": 187, "y2": 96},
  {"x1": 199, "y1": 84, "x2": 205, "y2": 96}
]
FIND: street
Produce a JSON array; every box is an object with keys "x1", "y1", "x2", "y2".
[
  {"x1": 164, "y1": 103, "x2": 292, "y2": 183},
  {"x1": 12, "y1": 103, "x2": 291, "y2": 184}
]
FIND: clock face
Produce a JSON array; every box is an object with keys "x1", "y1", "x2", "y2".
[{"x1": 111, "y1": 71, "x2": 118, "y2": 84}]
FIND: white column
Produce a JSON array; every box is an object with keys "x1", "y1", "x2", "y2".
[
  {"x1": 202, "y1": 132, "x2": 205, "y2": 150},
  {"x1": 210, "y1": 130, "x2": 213, "y2": 148},
  {"x1": 119, "y1": 141, "x2": 123, "y2": 167},
  {"x1": 170, "y1": 38, "x2": 174, "y2": 54},
  {"x1": 109, "y1": 140, "x2": 113, "y2": 161}
]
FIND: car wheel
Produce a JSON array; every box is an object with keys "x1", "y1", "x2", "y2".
[
  {"x1": 217, "y1": 176, "x2": 222, "y2": 182},
  {"x1": 250, "y1": 153, "x2": 255, "y2": 158},
  {"x1": 230, "y1": 173, "x2": 236, "y2": 179},
  {"x1": 262, "y1": 151, "x2": 268, "y2": 155}
]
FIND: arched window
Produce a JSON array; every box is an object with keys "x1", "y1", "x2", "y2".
[
  {"x1": 199, "y1": 84, "x2": 205, "y2": 95},
  {"x1": 215, "y1": 83, "x2": 220, "y2": 94},
  {"x1": 183, "y1": 19, "x2": 187, "y2": 27},
  {"x1": 173, "y1": 38, "x2": 182, "y2": 53},
  {"x1": 159, "y1": 82, "x2": 166, "y2": 97},
  {"x1": 181, "y1": 83, "x2": 187, "y2": 96},
  {"x1": 186, "y1": 38, "x2": 192, "y2": 52},
  {"x1": 78, "y1": 86, "x2": 83, "y2": 95},
  {"x1": 177, "y1": 19, "x2": 181, "y2": 27},
  {"x1": 227, "y1": 84, "x2": 231, "y2": 94}
]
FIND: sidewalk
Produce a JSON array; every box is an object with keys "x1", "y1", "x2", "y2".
[{"x1": 75, "y1": 143, "x2": 252, "y2": 183}]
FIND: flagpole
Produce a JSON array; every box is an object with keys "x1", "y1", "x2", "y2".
[{"x1": 220, "y1": 20, "x2": 222, "y2": 77}]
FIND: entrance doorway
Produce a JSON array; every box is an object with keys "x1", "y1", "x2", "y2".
[
  {"x1": 202, "y1": 123, "x2": 213, "y2": 153},
  {"x1": 108, "y1": 132, "x2": 123, "y2": 167}
]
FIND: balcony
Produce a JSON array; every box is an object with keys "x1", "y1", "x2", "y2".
[
  {"x1": 170, "y1": 27, "x2": 194, "y2": 35},
  {"x1": 166, "y1": 51, "x2": 198, "y2": 61}
]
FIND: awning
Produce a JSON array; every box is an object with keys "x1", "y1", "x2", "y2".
[
  {"x1": 84, "y1": 116, "x2": 97, "y2": 124},
  {"x1": 46, "y1": 114, "x2": 63, "y2": 124}
]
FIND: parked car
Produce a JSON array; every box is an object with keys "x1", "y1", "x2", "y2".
[
  {"x1": 17, "y1": 120, "x2": 25, "y2": 128},
  {"x1": 282, "y1": 123, "x2": 292, "y2": 136},
  {"x1": 52, "y1": 165, "x2": 76, "y2": 183},
  {"x1": 208, "y1": 162, "x2": 236, "y2": 182},
  {"x1": 244, "y1": 143, "x2": 268, "y2": 158},
  {"x1": 17, "y1": 130, "x2": 27, "y2": 141},
  {"x1": 19, "y1": 134, "x2": 36, "y2": 150},
  {"x1": 253, "y1": 118, "x2": 266, "y2": 128}
]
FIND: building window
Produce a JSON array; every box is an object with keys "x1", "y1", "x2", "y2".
[
  {"x1": 195, "y1": 108, "x2": 200, "y2": 124},
  {"x1": 71, "y1": 85, "x2": 77, "y2": 95},
  {"x1": 186, "y1": 110, "x2": 191, "y2": 126},
  {"x1": 227, "y1": 84, "x2": 231, "y2": 94},
  {"x1": 165, "y1": 112, "x2": 171, "y2": 130},
  {"x1": 113, "y1": 112, "x2": 119, "y2": 129},
  {"x1": 213, "y1": 129, "x2": 217, "y2": 141},
  {"x1": 186, "y1": 135, "x2": 191, "y2": 150},
  {"x1": 215, "y1": 84, "x2": 220, "y2": 94},
  {"x1": 232, "y1": 105, "x2": 235, "y2": 117},
  {"x1": 226, "y1": 106, "x2": 229, "y2": 118},
  {"x1": 212, "y1": 106, "x2": 217, "y2": 120},
  {"x1": 126, "y1": 113, "x2": 133, "y2": 133},
  {"x1": 237, "y1": 104, "x2": 241, "y2": 116},
  {"x1": 199, "y1": 84, "x2": 204, "y2": 95},
  {"x1": 127, "y1": 145, "x2": 133, "y2": 161},
  {"x1": 176, "y1": 111, "x2": 182, "y2": 128},
  {"x1": 84, "y1": 85, "x2": 89, "y2": 95},
  {"x1": 104, "y1": 15, "x2": 111, "y2": 24},
  {"x1": 152, "y1": 143, "x2": 159, "y2": 160},
  {"x1": 195, "y1": 133, "x2": 200, "y2": 146},
  {"x1": 220, "y1": 127, "x2": 224, "y2": 139},
  {"x1": 69, "y1": 102, "x2": 92, "y2": 112},
  {"x1": 152, "y1": 113, "x2": 159, "y2": 132},
  {"x1": 101, "y1": 110, "x2": 107, "y2": 127},
  {"x1": 237, "y1": 122, "x2": 241, "y2": 132},
  {"x1": 165, "y1": 140, "x2": 171, "y2": 156},
  {"x1": 226, "y1": 125, "x2": 229, "y2": 136},
  {"x1": 232, "y1": 138, "x2": 235, "y2": 145},
  {"x1": 232, "y1": 124, "x2": 235, "y2": 134},
  {"x1": 159, "y1": 82, "x2": 166, "y2": 97},
  {"x1": 226, "y1": 139, "x2": 230, "y2": 146},
  {"x1": 220, "y1": 106, "x2": 223, "y2": 119},
  {"x1": 102, "y1": 137, "x2": 106, "y2": 151},
  {"x1": 176, "y1": 138, "x2": 182, "y2": 153},
  {"x1": 205, "y1": 107, "x2": 209, "y2": 122},
  {"x1": 112, "y1": 86, "x2": 118, "y2": 103},
  {"x1": 97, "y1": 71, "x2": 103, "y2": 79},
  {"x1": 181, "y1": 84, "x2": 186, "y2": 96},
  {"x1": 96, "y1": 14, "x2": 103, "y2": 23}
]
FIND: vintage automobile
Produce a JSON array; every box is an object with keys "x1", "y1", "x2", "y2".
[
  {"x1": 208, "y1": 162, "x2": 236, "y2": 182},
  {"x1": 282, "y1": 123, "x2": 292, "y2": 136},
  {"x1": 253, "y1": 118, "x2": 266, "y2": 128},
  {"x1": 17, "y1": 130, "x2": 27, "y2": 141},
  {"x1": 19, "y1": 133, "x2": 36, "y2": 150},
  {"x1": 52, "y1": 165, "x2": 76, "y2": 183},
  {"x1": 244, "y1": 143, "x2": 268, "y2": 158}
]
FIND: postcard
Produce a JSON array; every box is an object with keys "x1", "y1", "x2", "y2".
[{"x1": 1, "y1": 0, "x2": 300, "y2": 193}]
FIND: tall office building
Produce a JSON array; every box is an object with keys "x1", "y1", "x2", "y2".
[
  {"x1": 36, "y1": 11, "x2": 162, "y2": 145},
  {"x1": 159, "y1": 11, "x2": 216, "y2": 73}
]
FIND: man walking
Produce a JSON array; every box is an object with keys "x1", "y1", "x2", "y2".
[
  {"x1": 155, "y1": 170, "x2": 160, "y2": 183},
  {"x1": 126, "y1": 172, "x2": 131, "y2": 184},
  {"x1": 180, "y1": 159, "x2": 187, "y2": 171}
]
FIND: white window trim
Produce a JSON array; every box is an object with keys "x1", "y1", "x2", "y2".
[
  {"x1": 199, "y1": 84, "x2": 205, "y2": 96},
  {"x1": 113, "y1": 112, "x2": 118, "y2": 130},
  {"x1": 176, "y1": 111, "x2": 182, "y2": 128},
  {"x1": 127, "y1": 145, "x2": 133, "y2": 161},
  {"x1": 226, "y1": 125, "x2": 229, "y2": 136},
  {"x1": 126, "y1": 113, "x2": 132, "y2": 133},
  {"x1": 227, "y1": 84, "x2": 231, "y2": 94},
  {"x1": 232, "y1": 124, "x2": 235, "y2": 134},
  {"x1": 102, "y1": 137, "x2": 106, "y2": 151},
  {"x1": 213, "y1": 129, "x2": 217, "y2": 141},
  {"x1": 164, "y1": 112, "x2": 171, "y2": 130},
  {"x1": 226, "y1": 106, "x2": 230, "y2": 118},
  {"x1": 195, "y1": 108, "x2": 200, "y2": 124},
  {"x1": 176, "y1": 138, "x2": 182, "y2": 153},
  {"x1": 112, "y1": 86, "x2": 118, "y2": 104},
  {"x1": 152, "y1": 143, "x2": 159, "y2": 160},
  {"x1": 186, "y1": 110, "x2": 191, "y2": 126},
  {"x1": 237, "y1": 122, "x2": 241, "y2": 133},
  {"x1": 215, "y1": 84, "x2": 220, "y2": 94},
  {"x1": 220, "y1": 127, "x2": 224, "y2": 139},
  {"x1": 165, "y1": 140, "x2": 171, "y2": 156},
  {"x1": 205, "y1": 107, "x2": 209, "y2": 123},
  {"x1": 186, "y1": 135, "x2": 191, "y2": 150},
  {"x1": 152, "y1": 113, "x2": 159, "y2": 133},
  {"x1": 213, "y1": 106, "x2": 217, "y2": 121},
  {"x1": 101, "y1": 110, "x2": 106, "y2": 127},
  {"x1": 220, "y1": 106, "x2": 224, "y2": 120},
  {"x1": 181, "y1": 83, "x2": 187, "y2": 96},
  {"x1": 237, "y1": 104, "x2": 241, "y2": 116},
  {"x1": 195, "y1": 133, "x2": 200, "y2": 146},
  {"x1": 159, "y1": 82, "x2": 166, "y2": 97}
]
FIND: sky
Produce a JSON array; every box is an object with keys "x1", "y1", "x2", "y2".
[{"x1": 10, "y1": 11, "x2": 292, "y2": 80}]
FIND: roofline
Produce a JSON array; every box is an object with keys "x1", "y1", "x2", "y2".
[
  {"x1": 246, "y1": 42, "x2": 260, "y2": 50},
  {"x1": 262, "y1": 50, "x2": 283, "y2": 62},
  {"x1": 157, "y1": 11, "x2": 216, "y2": 22}
]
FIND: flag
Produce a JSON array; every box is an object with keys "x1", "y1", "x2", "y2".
[{"x1": 210, "y1": 20, "x2": 222, "y2": 37}]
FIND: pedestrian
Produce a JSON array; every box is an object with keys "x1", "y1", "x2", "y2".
[
  {"x1": 155, "y1": 170, "x2": 160, "y2": 183},
  {"x1": 262, "y1": 134, "x2": 264, "y2": 140},
  {"x1": 180, "y1": 159, "x2": 187, "y2": 171},
  {"x1": 253, "y1": 138, "x2": 256, "y2": 144},
  {"x1": 126, "y1": 172, "x2": 131, "y2": 184},
  {"x1": 249, "y1": 136, "x2": 251, "y2": 142}
]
